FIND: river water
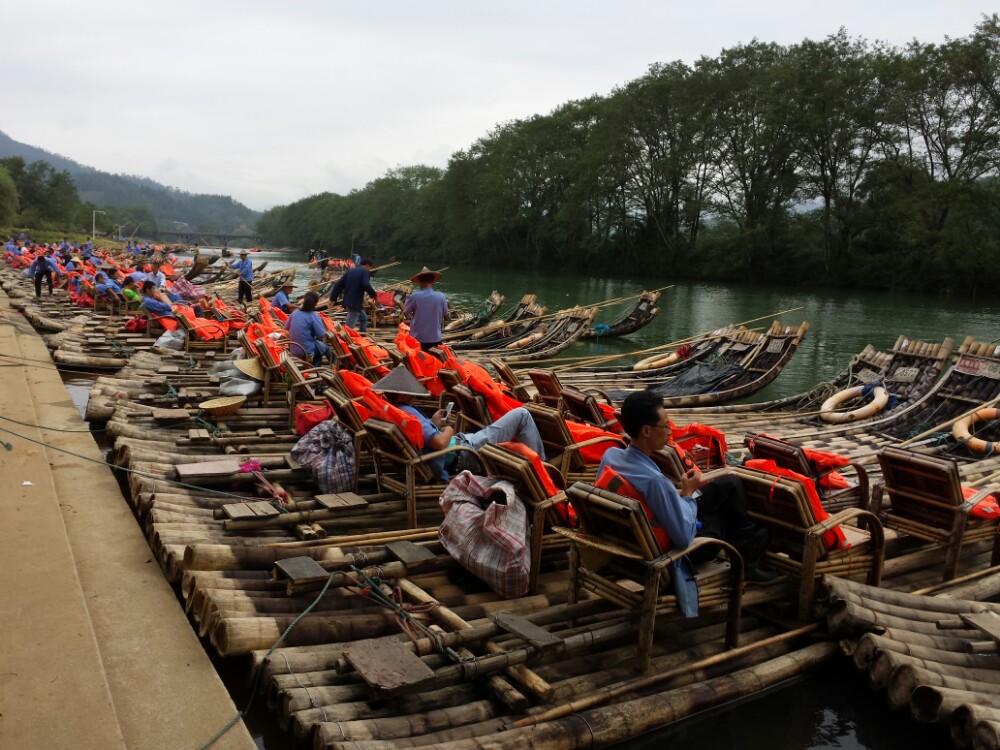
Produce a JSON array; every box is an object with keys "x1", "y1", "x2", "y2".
[
  {"x1": 125, "y1": 253, "x2": 1000, "y2": 748},
  {"x1": 295, "y1": 257, "x2": 1000, "y2": 399}
]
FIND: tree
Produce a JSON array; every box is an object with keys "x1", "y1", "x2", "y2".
[{"x1": 0, "y1": 163, "x2": 18, "y2": 225}]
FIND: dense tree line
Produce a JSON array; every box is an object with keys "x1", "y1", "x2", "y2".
[{"x1": 259, "y1": 18, "x2": 1000, "y2": 294}]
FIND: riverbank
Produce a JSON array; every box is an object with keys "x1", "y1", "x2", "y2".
[{"x1": 0, "y1": 294, "x2": 255, "y2": 750}]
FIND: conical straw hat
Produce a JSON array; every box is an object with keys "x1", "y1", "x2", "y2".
[
  {"x1": 371, "y1": 365, "x2": 429, "y2": 396},
  {"x1": 409, "y1": 266, "x2": 442, "y2": 284},
  {"x1": 234, "y1": 357, "x2": 264, "y2": 381}
]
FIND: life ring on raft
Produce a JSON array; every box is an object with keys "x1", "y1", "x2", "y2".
[
  {"x1": 951, "y1": 408, "x2": 1000, "y2": 454},
  {"x1": 820, "y1": 385, "x2": 889, "y2": 424}
]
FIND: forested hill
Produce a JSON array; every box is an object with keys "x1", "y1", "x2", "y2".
[{"x1": 0, "y1": 130, "x2": 259, "y2": 232}]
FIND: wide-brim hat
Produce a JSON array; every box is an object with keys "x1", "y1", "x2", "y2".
[
  {"x1": 370, "y1": 365, "x2": 429, "y2": 396},
  {"x1": 239, "y1": 250, "x2": 249, "y2": 256},
  {"x1": 233, "y1": 357, "x2": 264, "y2": 381},
  {"x1": 280, "y1": 280, "x2": 295, "y2": 288},
  {"x1": 409, "y1": 266, "x2": 442, "y2": 284}
]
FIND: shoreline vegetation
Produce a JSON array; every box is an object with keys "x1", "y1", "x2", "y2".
[{"x1": 3, "y1": 18, "x2": 1000, "y2": 297}]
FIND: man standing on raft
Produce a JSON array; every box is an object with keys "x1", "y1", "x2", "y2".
[{"x1": 404, "y1": 266, "x2": 449, "y2": 352}]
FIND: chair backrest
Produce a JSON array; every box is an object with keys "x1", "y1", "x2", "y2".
[
  {"x1": 524, "y1": 403, "x2": 573, "y2": 461},
  {"x1": 728, "y1": 466, "x2": 818, "y2": 559},
  {"x1": 364, "y1": 418, "x2": 438, "y2": 484},
  {"x1": 650, "y1": 445, "x2": 687, "y2": 485},
  {"x1": 451, "y1": 384, "x2": 492, "y2": 430},
  {"x1": 566, "y1": 482, "x2": 661, "y2": 562},
  {"x1": 437, "y1": 368, "x2": 464, "y2": 393},
  {"x1": 324, "y1": 390, "x2": 368, "y2": 434},
  {"x1": 877, "y1": 446, "x2": 964, "y2": 529},
  {"x1": 479, "y1": 443, "x2": 565, "y2": 525},
  {"x1": 743, "y1": 433, "x2": 814, "y2": 480},
  {"x1": 488, "y1": 357, "x2": 532, "y2": 402},
  {"x1": 561, "y1": 386, "x2": 615, "y2": 429},
  {"x1": 526, "y1": 369, "x2": 564, "y2": 409}
]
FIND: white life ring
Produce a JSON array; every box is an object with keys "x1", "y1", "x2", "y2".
[
  {"x1": 952, "y1": 407, "x2": 999, "y2": 454},
  {"x1": 820, "y1": 385, "x2": 889, "y2": 424}
]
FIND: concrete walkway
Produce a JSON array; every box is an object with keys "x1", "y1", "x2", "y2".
[{"x1": 0, "y1": 294, "x2": 255, "y2": 750}]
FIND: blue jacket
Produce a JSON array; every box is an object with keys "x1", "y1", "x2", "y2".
[
  {"x1": 230, "y1": 258, "x2": 254, "y2": 282},
  {"x1": 330, "y1": 266, "x2": 376, "y2": 311}
]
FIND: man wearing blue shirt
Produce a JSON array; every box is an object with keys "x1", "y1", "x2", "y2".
[
  {"x1": 329, "y1": 258, "x2": 378, "y2": 332},
  {"x1": 403, "y1": 267, "x2": 449, "y2": 351},
  {"x1": 271, "y1": 281, "x2": 295, "y2": 314},
  {"x1": 284, "y1": 291, "x2": 329, "y2": 366},
  {"x1": 29, "y1": 250, "x2": 63, "y2": 298},
  {"x1": 139, "y1": 280, "x2": 175, "y2": 319},
  {"x1": 230, "y1": 250, "x2": 254, "y2": 304},
  {"x1": 598, "y1": 391, "x2": 775, "y2": 611}
]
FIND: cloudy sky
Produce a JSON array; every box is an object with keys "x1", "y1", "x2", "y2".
[{"x1": 3, "y1": 1, "x2": 993, "y2": 212}]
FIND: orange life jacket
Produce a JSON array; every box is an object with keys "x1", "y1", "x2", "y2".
[
  {"x1": 595, "y1": 466, "x2": 671, "y2": 552},
  {"x1": 743, "y1": 458, "x2": 848, "y2": 550},
  {"x1": 670, "y1": 422, "x2": 728, "y2": 470}
]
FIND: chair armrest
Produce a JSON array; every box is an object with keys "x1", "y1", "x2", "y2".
[{"x1": 654, "y1": 538, "x2": 744, "y2": 580}]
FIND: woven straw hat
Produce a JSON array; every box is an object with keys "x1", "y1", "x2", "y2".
[
  {"x1": 371, "y1": 365, "x2": 429, "y2": 396},
  {"x1": 233, "y1": 357, "x2": 264, "y2": 381},
  {"x1": 409, "y1": 266, "x2": 442, "y2": 284}
]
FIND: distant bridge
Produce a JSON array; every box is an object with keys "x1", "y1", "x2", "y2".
[{"x1": 149, "y1": 230, "x2": 260, "y2": 247}]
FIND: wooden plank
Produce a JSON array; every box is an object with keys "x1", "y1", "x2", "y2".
[
  {"x1": 961, "y1": 612, "x2": 1000, "y2": 642},
  {"x1": 175, "y1": 459, "x2": 242, "y2": 480},
  {"x1": 256, "y1": 428, "x2": 276, "y2": 439},
  {"x1": 151, "y1": 408, "x2": 190, "y2": 423},
  {"x1": 222, "y1": 503, "x2": 258, "y2": 520},
  {"x1": 343, "y1": 638, "x2": 435, "y2": 693},
  {"x1": 247, "y1": 501, "x2": 280, "y2": 518},
  {"x1": 494, "y1": 612, "x2": 563, "y2": 650},
  {"x1": 188, "y1": 429, "x2": 212, "y2": 441},
  {"x1": 386, "y1": 540, "x2": 436, "y2": 565},
  {"x1": 273, "y1": 556, "x2": 329, "y2": 584},
  {"x1": 315, "y1": 492, "x2": 369, "y2": 510}
]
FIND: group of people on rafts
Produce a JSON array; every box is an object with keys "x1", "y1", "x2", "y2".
[{"x1": 243, "y1": 260, "x2": 781, "y2": 592}]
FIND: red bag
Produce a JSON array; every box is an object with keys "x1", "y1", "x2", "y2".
[
  {"x1": 294, "y1": 402, "x2": 334, "y2": 436},
  {"x1": 123, "y1": 315, "x2": 147, "y2": 333}
]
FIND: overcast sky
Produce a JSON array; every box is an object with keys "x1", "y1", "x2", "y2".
[{"x1": 2, "y1": 2, "x2": 993, "y2": 212}]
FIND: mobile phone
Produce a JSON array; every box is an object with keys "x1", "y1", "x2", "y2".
[{"x1": 444, "y1": 401, "x2": 454, "y2": 418}]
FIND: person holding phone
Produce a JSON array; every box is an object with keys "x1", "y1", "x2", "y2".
[
  {"x1": 371, "y1": 366, "x2": 545, "y2": 481},
  {"x1": 597, "y1": 390, "x2": 776, "y2": 593}
]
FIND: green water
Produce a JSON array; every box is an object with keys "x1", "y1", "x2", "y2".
[{"x1": 360, "y1": 261, "x2": 1000, "y2": 399}]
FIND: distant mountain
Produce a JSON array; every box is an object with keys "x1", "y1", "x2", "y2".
[{"x1": 0, "y1": 130, "x2": 260, "y2": 233}]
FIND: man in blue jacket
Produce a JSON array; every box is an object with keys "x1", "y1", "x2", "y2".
[
  {"x1": 29, "y1": 250, "x2": 63, "y2": 298},
  {"x1": 230, "y1": 250, "x2": 254, "y2": 305},
  {"x1": 329, "y1": 258, "x2": 379, "y2": 332}
]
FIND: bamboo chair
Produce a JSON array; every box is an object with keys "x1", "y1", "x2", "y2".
[
  {"x1": 557, "y1": 481, "x2": 743, "y2": 672},
  {"x1": 728, "y1": 465, "x2": 885, "y2": 619},
  {"x1": 488, "y1": 357, "x2": 532, "y2": 403},
  {"x1": 524, "y1": 403, "x2": 626, "y2": 484},
  {"x1": 525, "y1": 369, "x2": 565, "y2": 409},
  {"x1": 743, "y1": 432, "x2": 870, "y2": 512},
  {"x1": 280, "y1": 351, "x2": 329, "y2": 425},
  {"x1": 477, "y1": 443, "x2": 570, "y2": 593},
  {"x1": 450, "y1": 384, "x2": 493, "y2": 432},
  {"x1": 323, "y1": 390, "x2": 377, "y2": 483},
  {"x1": 173, "y1": 307, "x2": 230, "y2": 354},
  {"x1": 560, "y1": 386, "x2": 621, "y2": 432},
  {"x1": 873, "y1": 446, "x2": 1000, "y2": 581},
  {"x1": 364, "y1": 418, "x2": 480, "y2": 528},
  {"x1": 255, "y1": 337, "x2": 291, "y2": 406}
]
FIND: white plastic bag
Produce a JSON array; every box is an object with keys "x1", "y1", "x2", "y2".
[{"x1": 153, "y1": 329, "x2": 186, "y2": 351}]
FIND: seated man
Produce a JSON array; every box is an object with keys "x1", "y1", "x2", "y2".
[
  {"x1": 371, "y1": 366, "x2": 546, "y2": 481},
  {"x1": 271, "y1": 280, "x2": 296, "y2": 314},
  {"x1": 139, "y1": 279, "x2": 175, "y2": 319},
  {"x1": 599, "y1": 390, "x2": 776, "y2": 584}
]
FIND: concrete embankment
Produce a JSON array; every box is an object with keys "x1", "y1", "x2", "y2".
[{"x1": 0, "y1": 293, "x2": 255, "y2": 750}]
